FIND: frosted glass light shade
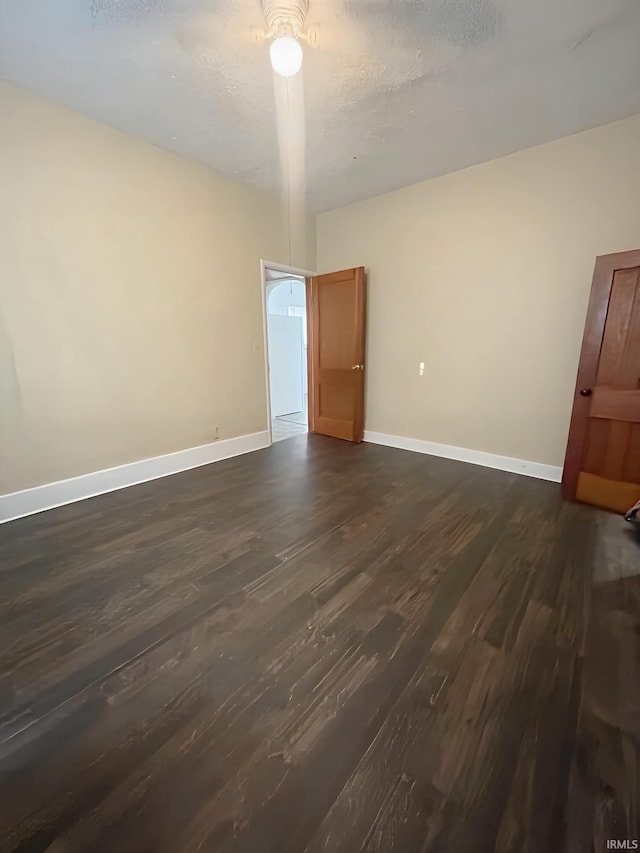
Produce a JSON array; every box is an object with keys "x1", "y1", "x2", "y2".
[{"x1": 270, "y1": 37, "x2": 303, "y2": 77}]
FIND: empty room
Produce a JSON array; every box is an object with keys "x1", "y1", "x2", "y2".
[{"x1": 1, "y1": 1, "x2": 640, "y2": 851}]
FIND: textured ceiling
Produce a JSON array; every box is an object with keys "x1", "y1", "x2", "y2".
[{"x1": 1, "y1": 0, "x2": 640, "y2": 212}]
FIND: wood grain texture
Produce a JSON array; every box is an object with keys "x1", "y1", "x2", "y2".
[
  {"x1": 565, "y1": 515, "x2": 640, "y2": 853},
  {"x1": 590, "y1": 387, "x2": 640, "y2": 423},
  {"x1": 308, "y1": 267, "x2": 366, "y2": 443},
  {"x1": 564, "y1": 252, "x2": 640, "y2": 513},
  {"x1": 577, "y1": 472, "x2": 640, "y2": 515},
  {"x1": 563, "y1": 249, "x2": 640, "y2": 501},
  {"x1": 0, "y1": 435, "x2": 638, "y2": 852}
]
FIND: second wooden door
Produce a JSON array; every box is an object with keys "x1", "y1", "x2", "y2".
[{"x1": 563, "y1": 250, "x2": 640, "y2": 512}]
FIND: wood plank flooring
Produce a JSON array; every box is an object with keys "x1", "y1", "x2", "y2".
[{"x1": 0, "y1": 434, "x2": 638, "y2": 852}]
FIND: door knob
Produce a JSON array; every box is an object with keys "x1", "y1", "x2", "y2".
[
  {"x1": 352, "y1": 364, "x2": 364, "y2": 371},
  {"x1": 580, "y1": 388, "x2": 592, "y2": 397}
]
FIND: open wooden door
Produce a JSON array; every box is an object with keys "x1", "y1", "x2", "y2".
[
  {"x1": 306, "y1": 267, "x2": 366, "y2": 443},
  {"x1": 563, "y1": 249, "x2": 640, "y2": 512}
]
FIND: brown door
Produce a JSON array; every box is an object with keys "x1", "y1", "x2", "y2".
[
  {"x1": 563, "y1": 249, "x2": 640, "y2": 512},
  {"x1": 306, "y1": 267, "x2": 367, "y2": 442}
]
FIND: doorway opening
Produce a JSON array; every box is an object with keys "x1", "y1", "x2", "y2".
[
  {"x1": 261, "y1": 261, "x2": 367, "y2": 446},
  {"x1": 261, "y1": 262, "x2": 313, "y2": 444}
]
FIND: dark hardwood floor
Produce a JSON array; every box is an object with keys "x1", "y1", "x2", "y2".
[{"x1": 0, "y1": 435, "x2": 638, "y2": 852}]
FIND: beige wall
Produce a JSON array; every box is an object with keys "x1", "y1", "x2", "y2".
[
  {"x1": 0, "y1": 81, "x2": 315, "y2": 494},
  {"x1": 3, "y1": 80, "x2": 638, "y2": 495},
  {"x1": 317, "y1": 115, "x2": 640, "y2": 467}
]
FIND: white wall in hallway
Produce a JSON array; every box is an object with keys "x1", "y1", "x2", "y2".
[
  {"x1": 268, "y1": 279, "x2": 306, "y2": 315},
  {"x1": 267, "y1": 315, "x2": 304, "y2": 418},
  {"x1": 267, "y1": 279, "x2": 308, "y2": 401}
]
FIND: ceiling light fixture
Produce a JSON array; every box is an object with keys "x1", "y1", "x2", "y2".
[
  {"x1": 270, "y1": 37, "x2": 303, "y2": 77},
  {"x1": 262, "y1": 0, "x2": 309, "y2": 77}
]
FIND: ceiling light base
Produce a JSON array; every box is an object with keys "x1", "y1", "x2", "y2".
[{"x1": 261, "y1": 0, "x2": 309, "y2": 39}]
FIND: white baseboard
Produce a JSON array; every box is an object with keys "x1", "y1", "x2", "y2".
[
  {"x1": 1, "y1": 428, "x2": 560, "y2": 525},
  {"x1": 363, "y1": 431, "x2": 562, "y2": 483},
  {"x1": 0, "y1": 431, "x2": 271, "y2": 524}
]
